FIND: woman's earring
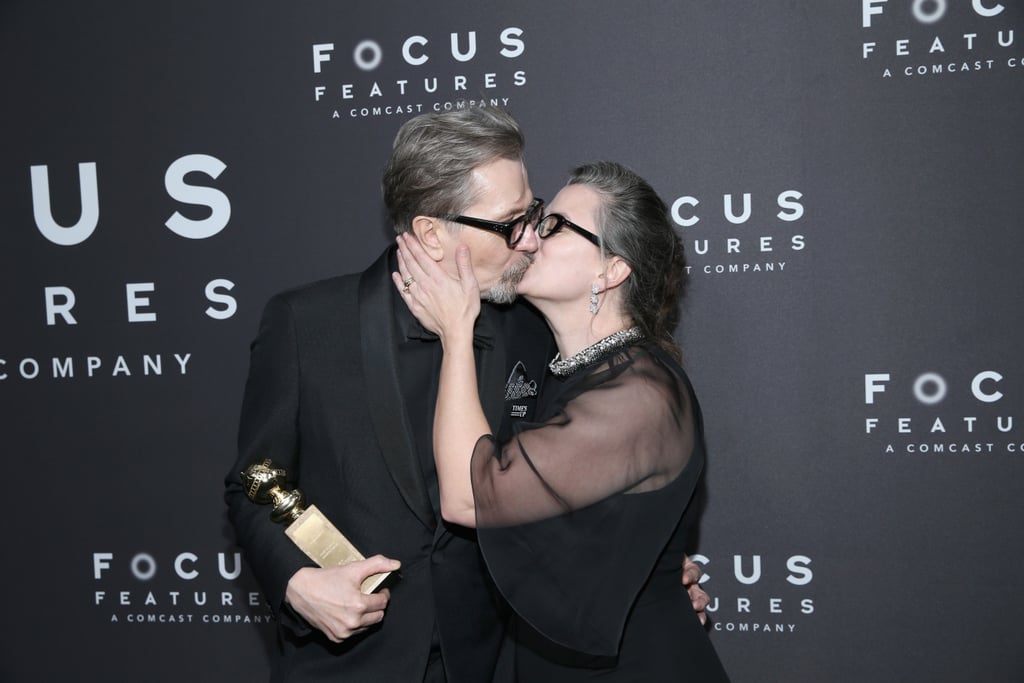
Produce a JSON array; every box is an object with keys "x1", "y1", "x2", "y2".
[{"x1": 589, "y1": 284, "x2": 600, "y2": 314}]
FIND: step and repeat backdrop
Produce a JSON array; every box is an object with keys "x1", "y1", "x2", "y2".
[{"x1": 2, "y1": 2, "x2": 1022, "y2": 681}]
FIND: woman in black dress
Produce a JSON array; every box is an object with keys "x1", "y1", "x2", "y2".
[{"x1": 396, "y1": 161, "x2": 729, "y2": 681}]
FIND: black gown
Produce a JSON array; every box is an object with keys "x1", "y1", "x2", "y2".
[{"x1": 470, "y1": 342, "x2": 730, "y2": 681}]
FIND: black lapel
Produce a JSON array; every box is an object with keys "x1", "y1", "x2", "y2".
[
  {"x1": 478, "y1": 304, "x2": 508, "y2": 432},
  {"x1": 358, "y1": 248, "x2": 436, "y2": 530}
]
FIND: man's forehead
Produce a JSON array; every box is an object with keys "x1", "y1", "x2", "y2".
[{"x1": 466, "y1": 160, "x2": 532, "y2": 218}]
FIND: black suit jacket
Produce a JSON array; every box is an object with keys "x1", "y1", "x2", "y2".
[{"x1": 225, "y1": 248, "x2": 552, "y2": 682}]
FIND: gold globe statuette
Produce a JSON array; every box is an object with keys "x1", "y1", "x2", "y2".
[{"x1": 240, "y1": 459, "x2": 390, "y2": 593}]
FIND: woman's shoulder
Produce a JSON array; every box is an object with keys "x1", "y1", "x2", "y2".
[
  {"x1": 614, "y1": 342, "x2": 689, "y2": 384},
  {"x1": 565, "y1": 343, "x2": 685, "y2": 407},
  {"x1": 615, "y1": 343, "x2": 698, "y2": 419}
]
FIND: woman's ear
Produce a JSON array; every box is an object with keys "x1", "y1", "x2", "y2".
[
  {"x1": 410, "y1": 216, "x2": 446, "y2": 261},
  {"x1": 602, "y1": 255, "x2": 633, "y2": 290}
]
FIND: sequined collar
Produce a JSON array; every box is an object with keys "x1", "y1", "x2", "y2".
[{"x1": 548, "y1": 326, "x2": 644, "y2": 377}]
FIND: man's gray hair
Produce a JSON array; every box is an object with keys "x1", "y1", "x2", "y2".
[{"x1": 382, "y1": 107, "x2": 525, "y2": 234}]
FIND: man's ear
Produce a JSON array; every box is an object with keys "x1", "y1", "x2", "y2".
[
  {"x1": 602, "y1": 255, "x2": 633, "y2": 290},
  {"x1": 410, "y1": 216, "x2": 446, "y2": 261}
]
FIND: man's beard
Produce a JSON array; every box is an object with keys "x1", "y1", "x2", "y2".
[{"x1": 485, "y1": 253, "x2": 533, "y2": 304}]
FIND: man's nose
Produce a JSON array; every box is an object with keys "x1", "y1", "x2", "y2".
[{"x1": 514, "y1": 224, "x2": 540, "y2": 253}]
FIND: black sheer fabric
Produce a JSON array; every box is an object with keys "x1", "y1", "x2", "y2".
[{"x1": 471, "y1": 342, "x2": 713, "y2": 664}]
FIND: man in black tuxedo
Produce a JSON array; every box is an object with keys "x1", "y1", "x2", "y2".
[{"x1": 225, "y1": 107, "x2": 707, "y2": 682}]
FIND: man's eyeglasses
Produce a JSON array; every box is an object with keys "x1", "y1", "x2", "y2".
[
  {"x1": 537, "y1": 213, "x2": 601, "y2": 248},
  {"x1": 439, "y1": 197, "x2": 545, "y2": 247}
]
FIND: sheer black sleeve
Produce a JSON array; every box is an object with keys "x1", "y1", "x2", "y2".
[{"x1": 471, "y1": 345, "x2": 706, "y2": 656}]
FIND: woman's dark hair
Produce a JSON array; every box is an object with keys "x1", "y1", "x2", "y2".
[{"x1": 569, "y1": 161, "x2": 687, "y2": 359}]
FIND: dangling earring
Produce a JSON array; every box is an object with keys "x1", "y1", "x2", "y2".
[{"x1": 589, "y1": 284, "x2": 600, "y2": 314}]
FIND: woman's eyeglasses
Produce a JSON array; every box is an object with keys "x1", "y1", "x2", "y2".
[{"x1": 537, "y1": 213, "x2": 601, "y2": 247}]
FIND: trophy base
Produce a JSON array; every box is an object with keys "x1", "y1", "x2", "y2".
[{"x1": 285, "y1": 505, "x2": 391, "y2": 593}]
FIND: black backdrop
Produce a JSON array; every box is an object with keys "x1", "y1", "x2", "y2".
[{"x1": 2, "y1": 2, "x2": 1022, "y2": 681}]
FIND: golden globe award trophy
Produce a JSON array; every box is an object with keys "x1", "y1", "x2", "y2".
[{"x1": 241, "y1": 459, "x2": 390, "y2": 593}]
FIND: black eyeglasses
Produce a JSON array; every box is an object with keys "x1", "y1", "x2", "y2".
[
  {"x1": 537, "y1": 213, "x2": 601, "y2": 247},
  {"x1": 439, "y1": 197, "x2": 545, "y2": 247}
]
